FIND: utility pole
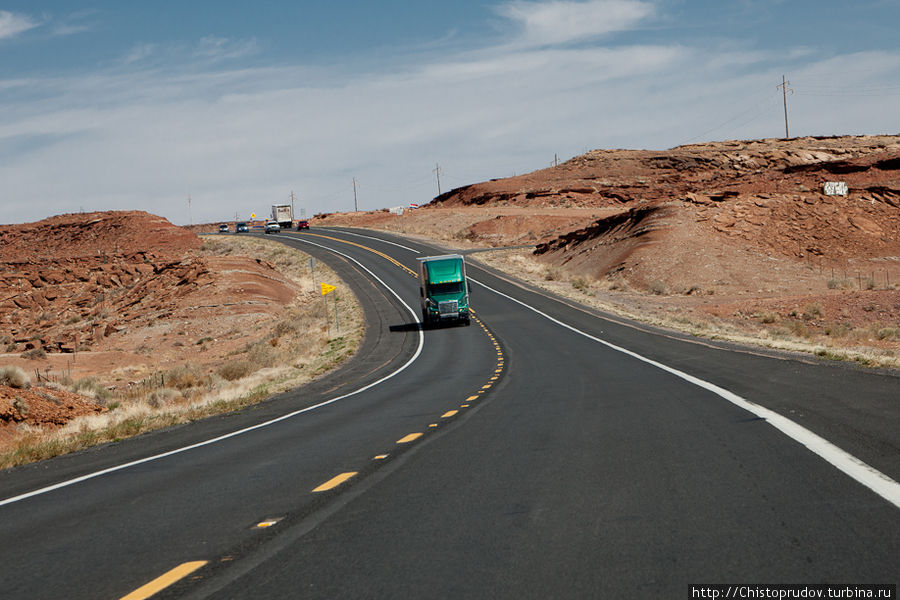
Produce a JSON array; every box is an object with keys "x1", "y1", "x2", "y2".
[
  {"x1": 433, "y1": 163, "x2": 442, "y2": 196},
  {"x1": 188, "y1": 195, "x2": 193, "y2": 225},
  {"x1": 352, "y1": 178, "x2": 358, "y2": 212},
  {"x1": 290, "y1": 190, "x2": 295, "y2": 219},
  {"x1": 777, "y1": 74, "x2": 792, "y2": 139}
]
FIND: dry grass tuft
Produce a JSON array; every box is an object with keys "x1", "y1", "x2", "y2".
[{"x1": 0, "y1": 365, "x2": 30, "y2": 389}]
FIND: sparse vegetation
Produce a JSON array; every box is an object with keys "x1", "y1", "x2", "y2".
[
  {"x1": 0, "y1": 366, "x2": 30, "y2": 389},
  {"x1": 755, "y1": 312, "x2": 779, "y2": 324},
  {"x1": 802, "y1": 303, "x2": 823, "y2": 320},
  {"x1": 648, "y1": 280, "x2": 668, "y2": 295},
  {"x1": 877, "y1": 327, "x2": 899, "y2": 341},
  {"x1": 72, "y1": 377, "x2": 112, "y2": 402},
  {"x1": 20, "y1": 348, "x2": 47, "y2": 360},
  {"x1": 217, "y1": 360, "x2": 254, "y2": 381},
  {"x1": 0, "y1": 235, "x2": 364, "y2": 470}
]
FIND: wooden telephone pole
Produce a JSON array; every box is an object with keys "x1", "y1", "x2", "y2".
[
  {"x1": 777, "y1": 75, "x2": 792, "y2": 139},
  {"x1": 433, "y1": 163, "x2": 442, "y2": 196}
]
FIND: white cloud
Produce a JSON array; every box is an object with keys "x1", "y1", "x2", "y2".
[
  {"x1": 194, "y1": 36, "x2": 260, "y2": 62},
  {"x1": 2, "y1": 3, "x2": 899, "y2": 226},
  {"x1": 496, "y1": 0, "x2": 654, "y2": 47},
  {"x1": 0, "y1": 10, "x2": 38, "y2": 40}
]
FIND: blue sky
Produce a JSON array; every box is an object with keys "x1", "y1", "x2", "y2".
[{"x1": 2, "y1": 1, "x2": 899, "y2": 225}]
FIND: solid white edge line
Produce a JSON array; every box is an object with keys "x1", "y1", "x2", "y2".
[
  {"x1": 0, "y1": 239, "x2": 424, "y2": 508},
  {"x1": 310, "y1": 228, "x2": 420, "y2": 253},
  {"x1": 471, "y1": 277, "x2": 900, "y2": 509}
]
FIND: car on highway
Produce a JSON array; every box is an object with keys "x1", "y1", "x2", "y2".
[
  {"x1": 235, "y1": 222, "x2": 249, "y2": 233},
  {"x1": 296, "y1": 220, "x2": 310, "y2": 230},
  {"x1": 264, "y1": 221, "x2": 281, "y2": 234},
  {"x1": 218, "y1": 224, "x2": 229, "y2": 233}
]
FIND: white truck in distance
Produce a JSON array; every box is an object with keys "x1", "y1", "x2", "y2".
[{"x1": 271, "y1": 204, "x2": 293, "y2": 229}]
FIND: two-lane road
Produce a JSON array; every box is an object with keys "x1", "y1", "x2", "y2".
[{"x1": 0, "y1": 227, "x2": 897, "y2": 598}]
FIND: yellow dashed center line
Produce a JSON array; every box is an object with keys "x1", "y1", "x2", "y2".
[
  {"x1": 312, "y1": 472, "x2": 358, "y2": 492},
  {"x1": 256, "y1": 519, "x2": 280, "y2": 528},
  {"x1": 373, "y1": 454, "x2": 389, "y2": 460},
  {"x1": 119, "y1": 561, "x2": 209, "y2": 600},
  {"x1": 302, "y1": 232, "x2": 418, "y2": 277},
  {"x1": 442, "y1": 410, "x2": 459, "y2": 418},
  {"x1": 397, "y1": 433, "x2": 423, "y2": 444}
]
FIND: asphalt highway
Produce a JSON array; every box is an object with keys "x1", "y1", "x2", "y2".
[{"x1": 0, "y1": 227, "x2": 897, "y2": 599}]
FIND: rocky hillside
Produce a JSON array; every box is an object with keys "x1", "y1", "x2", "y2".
[{"x1": 432, "y1": 135, "x2": 900, "y2": 286}]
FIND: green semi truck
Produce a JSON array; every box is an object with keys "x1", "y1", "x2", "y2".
[{"x1": 417, "y1": 254, "x2": 471, "y2": 326}]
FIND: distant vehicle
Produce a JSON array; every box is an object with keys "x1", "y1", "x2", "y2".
[
  {"x1": 417, "y1": 254, "x2": 470, "y2": 326},
  {"x1": 271, "y1": 204, "x2": 293, "y2": 229},
  {"x1": 218, "y1": 224, "x2": 229, "y2": 233},
  {"x1": 296, "y1": 220, "x2": 310, "y2": 230},
  {"x1": 264, "y1": 221, "x2": 281, "y2": 234},
  {"x1": 235, "y1": 222, "x2": 250, "y2": 233}
]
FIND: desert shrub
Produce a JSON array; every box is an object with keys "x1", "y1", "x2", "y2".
[
  {"x1": 648, "y1": 280, "x2": 668, "y2": 296},
  {"x1": 787, "y1": 320, "x2": 810, "y2": 338},
  {"x1": 802, "y1": 303, "x2": 823, "y2": 320},
  {"x1": 755, "y1": 312, "x2": 779, "y2": 324},
  {"x1": 166, "y1": 364, "x2": 203, "y2": 390},
  {"x1": 877, "y1": 327, "x2": 899, "y2": 341},
  {"x1": 0, "y1": 335, "x2": 10, "y2": 345},
  {"x1": 217, "y1": 360, "x2": 254, "y2": 381},
  {"x1": 824, "y1": 323, "x2": 851, "y2": 338},
  {"x1": 827, "y1": 278, "x2": 852, "y2": 290},
  {"x1": 274, "y1": 320, "x2": 300, "y2": 337},
  {"x1": 5, "y1": 342, "x2": 17, "y2": 353},
  {"x1": 571, "y1": 278, "x2": 589, "y2": 292},
  {"x1": 64, "y1": 315, "x2": 82, "y2": 325},
  {"x1": 0, "y1": 366, "x2": 30, "y2": 389},
  {"x1": 20, "y1": 348, "x2": 47, "y2": 360},
  {"x1": 72, "y1": 377, "x2": 112, "y2": 402},
  {"x1": 147, "y1": 388, "x2": 182, "y2": 408},
  {"x1": 247, "y1": 341, "x2": 278, "y2": 368}
]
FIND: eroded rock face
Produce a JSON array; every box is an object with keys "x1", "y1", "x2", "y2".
[
  {"x1": 0, "y1": 212, "x2": 207, "y2": 354},
  {"x1": 429, "y1": 135, "x2": 900, "y2": 286},
  {"x1": 0, "y1": 211, "x2": 298, "y2": 358}
]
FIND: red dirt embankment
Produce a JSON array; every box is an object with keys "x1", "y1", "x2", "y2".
[{"x1": 1, "y1": 210, "x2": 301, "y2": 435}]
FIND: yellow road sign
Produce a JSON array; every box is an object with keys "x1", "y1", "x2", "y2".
[{"x1": 320, "y1": 283, "x2": 337, "y2": 295}]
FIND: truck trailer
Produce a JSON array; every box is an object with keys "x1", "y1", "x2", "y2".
[
  {"x1": 417, "y1": 254, "x2": 470, "y2": 326},
  {"x1": 271, "y1": 204, "x2": 293, "y2": 229}
]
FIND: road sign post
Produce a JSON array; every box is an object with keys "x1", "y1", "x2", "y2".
[{"x1": 321, "y1": 283, "x2": 337, "y2": 337}]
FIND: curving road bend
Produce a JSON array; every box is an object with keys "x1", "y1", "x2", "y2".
[{"x1": 0, "y1": 227, "x2": 897, "y2": 599}]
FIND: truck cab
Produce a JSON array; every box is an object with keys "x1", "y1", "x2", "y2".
[{"x1": 417, "y1": 254, "x2": 470, "y2": 326}]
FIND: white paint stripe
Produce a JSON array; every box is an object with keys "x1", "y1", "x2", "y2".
[
  {"x1": 0, "y1": 239, "x2": 424, "y2": 508},
  {"x1": 472, "y1": 277, "x2": 900, "y2": 509},
  {"x1": 311, "y1": 228, "x2": 420, "y2": 253}
]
